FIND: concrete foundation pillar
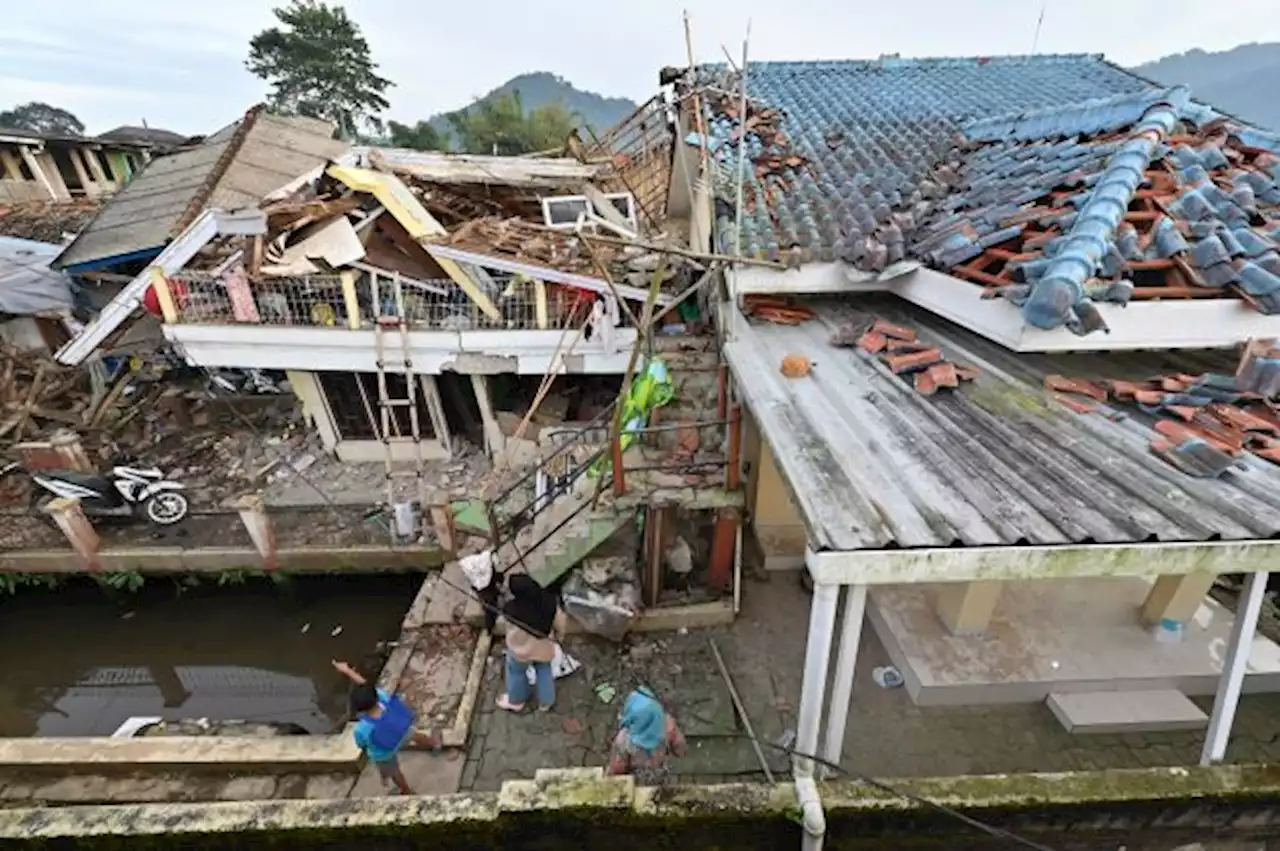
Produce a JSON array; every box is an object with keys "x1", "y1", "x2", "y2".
[
  {"x1": 428, "y1": 497, "x2": 456, "y2": 554},
  {"x1": 235, "y1": 494, "x2": 277, "y2": 570},
  {"x1": 43, "y1": 497, "x2": 101, "y2": 570},
  {"x1": 82, "y1": 147, "x2": 110, "y2": 187},
  {"x1": 746, "y1": 419, "x2": 806, "y2": 571},
  {"x1": 935, "y1": 580, "x2": 1002, "y2": 635},
  {"x1": 470, "y1": 374, "x2": 505, "y2": 458},
  {"x1": 1142, "y1": 573, "x2": 1216, "y2": 626},
  {"x1": 707, "y1": 507, "x2": 738, "y2": 593},
  {"x1": 50, "y1": 431, "x2": 93, "y2": 472}
]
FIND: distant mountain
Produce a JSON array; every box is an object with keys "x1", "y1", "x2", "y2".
[
  {"x1": 1132, "y1": 42, "x2": 1280, "y2": 131},
  {"x1": 430, "y1": 72, "x2": 638, "y2": 143}
]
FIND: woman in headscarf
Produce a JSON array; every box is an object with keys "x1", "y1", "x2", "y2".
[
  {"x1": 605, "y1": 685, "x2": 687, "y2": 784},
  {"x1": 496, "y1": 574, "x2": 567, "y2": 713}
]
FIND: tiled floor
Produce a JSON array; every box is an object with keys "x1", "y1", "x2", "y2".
[{"x1": 461, "y1": 572, "x2": 1280, "y2": 790}]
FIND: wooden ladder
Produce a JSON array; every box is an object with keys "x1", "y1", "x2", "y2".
[{"x1": 373, "y1": 271, "x2": 427, "y2": 541}]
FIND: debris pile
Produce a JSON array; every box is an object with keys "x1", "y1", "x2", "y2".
[
  {"x1": 0, "y1": 199, "x2": 104, "y2": 243},
  {"x1": 841, "y1": 318, "x2": 978, "y2": 395},
  {"x1": 1047, "y1": 339, "x2": 1280, "y2": 478}
]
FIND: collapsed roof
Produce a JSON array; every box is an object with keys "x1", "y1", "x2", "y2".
[
  {"x1": 52, "y1": 107, "x2": 347, "y2": 273},
  {"x1": 0, "y1": 236, "x2": 72, "y2": 316},
  {"x1": 686, "y1": 53, "x2": 1280, "y2": 340}
]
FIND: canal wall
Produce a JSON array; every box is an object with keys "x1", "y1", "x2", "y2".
[
  {"x1": 0, "y1": 545, "x2": 443, "y2": 573},
  {"x1": 0, "y1": 765, "x2": 1278, "y2": 850}
]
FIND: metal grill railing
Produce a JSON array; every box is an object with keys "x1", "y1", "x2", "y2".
[
  {"x1": 586, "y1": 94, "x2": 673, "y2": 234},
  {"x1": 173, "y1": 272, "x2": 349, "y2": 327},
  {"x1": 172, "y1": 269, "x2": 599, "y2": 332}
]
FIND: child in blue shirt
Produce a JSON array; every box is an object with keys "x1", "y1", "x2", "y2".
[{"x1": 332, "y1": 659, "x2": 441, "y2": 795}]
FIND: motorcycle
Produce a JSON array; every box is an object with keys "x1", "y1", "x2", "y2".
[{"x1": 2, "y1": 461, "x2": 190, "y2": 526}]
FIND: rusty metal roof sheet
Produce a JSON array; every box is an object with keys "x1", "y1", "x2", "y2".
[{"x1": 722, "y1": 295, "x2": 1280, "y2": 551}]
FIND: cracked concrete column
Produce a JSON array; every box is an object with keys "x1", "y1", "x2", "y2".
[
  {"x1": 470, "y1": 374, "x2": 505, "y2": 459},
  {"x1": 43, "y1": 497, "x2": 100, "y2": 570},
  {"x1": 1142, "y1": 573, "x2": 1216, "y2": 626},
  {"x1": 51, "y1": 430, "x2": 93, "y2": 472},
  {"x1": 428, "y1": 494, "x2": 456, "y2": 554},
  {"x1": 935, "y1": 580, "x2": 1002, "y2": 635},
  {"x1": 235, "y1": 494, "x2": 277, "y2": 570}
]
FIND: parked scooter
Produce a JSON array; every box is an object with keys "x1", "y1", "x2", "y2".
[{"x1": 2, "y1": 460, "x2": 189, "y2": 526}]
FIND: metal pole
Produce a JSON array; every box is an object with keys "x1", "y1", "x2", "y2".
[
  {"x1": 733, "y1": 22, "x2": 752, "y2": 261},
  {"x1": 1201, "y1": 570, "x2": 1269, "y2": 765},
  {"x1": 821, "y1": 585, "x2": 867, "y2": 778},
  {"x1": 796, "y1": 554, "x2": 838, "y2": 779},
  {"x1": 710, "y1": 637, "x2": 775, "y2": 783}
]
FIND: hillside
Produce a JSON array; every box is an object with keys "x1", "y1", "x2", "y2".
[
  {"x1": 430, "y1": 72, "x2": 638, "y2": 143},
  {"x1": 1133, "y1": 42, "x2": 1280, "y2": 130}
]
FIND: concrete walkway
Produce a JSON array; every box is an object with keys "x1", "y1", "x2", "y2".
[{"x1": 461, "y1": 573, "x2": 1280, "y2": 790}]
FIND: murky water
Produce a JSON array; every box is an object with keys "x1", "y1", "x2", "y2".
[{"x1": 0, "y1": 574, "x2": 420, "y2": 737}]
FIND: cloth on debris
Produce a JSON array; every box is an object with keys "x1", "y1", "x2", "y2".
[
  {"x1": 0, "y1": 236, "x2": 74, "y2": 316},
  {"x1": 460, "y1": 550, "x2": 494, "y2": 590},
  {"x1": 525, "y1": 643, "x2": 580, "y2": 687},
  {"x1": 620, "y1": 686, "x2": 666, "y2": 753}
]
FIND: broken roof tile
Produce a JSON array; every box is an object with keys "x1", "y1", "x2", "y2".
[
  {"x1": 1044, "y1": 375, "x2": 1107, "y2": 401},
  {"x1": 884, "y1": 347, "x2": 944, "y2": 374},
  {"x1": 871, "y1": 318, "x2": 917, "y2": 342}
]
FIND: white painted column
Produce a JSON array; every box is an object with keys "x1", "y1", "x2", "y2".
[
  {"x1": 796, "y1": 578, "x2": 838, "y2": 776},
  {"x1": 1201, "y1": 570, "x2": 1269, "y2": 765},
  {"x1": 821, "y1": 584, "x2": 867, "y2": 778},
  {"x1": 795, "y1": 548, "x2": 837, "y2": 851}
]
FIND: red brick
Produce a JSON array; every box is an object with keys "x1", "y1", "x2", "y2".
[
  {"x1": 872, "y1": 318, "x2": 917, "y2": 342},
  {"x1": 928, "y1": 361, "x2": 959, "y2": 389},
  {"x1": 913, "y1": 370, "x2": 938, "y2": 396},
  {"x1": 884, "y1": 347, "x2": 944, "y2": 374},
  {"x1": 856, "y1": 331, "x2": 887, "y2": 354}
]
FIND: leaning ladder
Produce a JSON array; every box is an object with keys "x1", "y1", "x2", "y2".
[{"x1": 373, "y1": 271, "x2": 428, "y2": 541}]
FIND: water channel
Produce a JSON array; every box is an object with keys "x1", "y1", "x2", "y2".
[{"x1": 0, "y1": 574, "x2": 420, "y2": 737}]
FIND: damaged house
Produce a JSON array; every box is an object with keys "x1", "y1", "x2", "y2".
[
  {"x1": 47, "y1": 95, "x2": 744, "y2": 617},
  {"x1": 649, "y1": 50, "x2": 1280, "y2": 844}
]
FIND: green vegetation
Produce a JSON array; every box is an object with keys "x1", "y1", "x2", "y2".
[
  {"x1": 246, "y1": 0, "x2": 393, "y2": 137},
  {"x1": 0, "y1": 102, "x2": 84, "y2": 136}
]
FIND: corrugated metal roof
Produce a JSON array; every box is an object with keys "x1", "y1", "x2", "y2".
[
  {"x1": 912, "y1": 89, "x2": 1280, "y2": 334},
  {"x1": 696, "y1": 54, "x2": 1151, "y2": 265},
  {"x1": 723, "y1": 294, "x2": 1280, "y2": 552},
  {"x1": 53, "y1": 110, "x2": 346, "y2": 271},
  {"x1": 0, "y1": 236, "x2": 72, "y2": 315}
]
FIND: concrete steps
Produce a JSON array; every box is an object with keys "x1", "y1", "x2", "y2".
[{"x1": 1047, "y1": 689, "x2": 1209, "y2": 734}]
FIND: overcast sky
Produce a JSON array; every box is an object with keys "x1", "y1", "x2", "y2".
[{"x1": 2, "y1": 0, "x2": 1277, "y2": 135}]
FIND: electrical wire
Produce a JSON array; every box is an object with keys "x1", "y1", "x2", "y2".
[{"x1": 170, "y1": 352, "x2": 1059, "y2": 850}]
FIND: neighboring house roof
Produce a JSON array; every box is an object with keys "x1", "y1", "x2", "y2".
[
  {"x1": 911, "y1": 87, "x2": 1280, "y2": 333},
  {"x1": 0, "y1": 236, "x2": 74, "y2": 316},
  {"x1": 52, "y1": 107, "x2": 346, "y2": 272},
  {"x1": 0, "y1": 126, "x2": 153, "y2": 149},
  {"x1": 722, "y1": 295, "x2": 1280, "y2": 552},
  {"x1": 0, "y1": 199, "x2": 104, "y2": 244},
  {"x1": 95, "y1": 126, "x2": 188, "y2": 149},
  {"x1": 699, "y1": 54, "x2": 1150, "y2": 264}
]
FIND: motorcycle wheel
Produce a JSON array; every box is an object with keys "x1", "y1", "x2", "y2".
[{"x1": 145, "y1": 492, "x2": 189, "y2": 525}]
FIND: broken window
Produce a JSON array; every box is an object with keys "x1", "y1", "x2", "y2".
[{"x1": 316, "y1": 371, "x2": 436, "y2": 442}]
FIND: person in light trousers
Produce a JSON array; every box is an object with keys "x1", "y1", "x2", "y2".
[{"x1": 496, "y1": 574, "x2": 567, "y2": 713}]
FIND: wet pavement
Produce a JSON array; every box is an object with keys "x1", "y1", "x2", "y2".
[
  {"x1": 0, "y1": 575, "x2": 421, "y2": 737},
  {"x1": 462, "y1": 572, "x2": 1280, "y2": 790}
]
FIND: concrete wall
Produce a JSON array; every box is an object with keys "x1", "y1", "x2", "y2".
[{"x1": 2, "y1": 765, "x2": 1279, "y2": 851}]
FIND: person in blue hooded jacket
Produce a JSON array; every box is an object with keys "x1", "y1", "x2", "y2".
[
  {"x1": 605, "y1": 685, "x2": 687, "y2": 784},
  {"x1": 332, "y1": 659, "x2": 440, "y2": 795}
]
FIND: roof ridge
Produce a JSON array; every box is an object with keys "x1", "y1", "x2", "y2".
[
  {"x1": 170, "y1": 103, "x2": 266, "y2": 236},
  {"x1": 964, "y1": 87, "x2": 1188, "y2": 143},
  {"x1": 1019, "y1": 87, "x2": 1191, "y2": 333},
  {"x1": 697, "y1": 52, "x2": 1107, "y2": 72}
]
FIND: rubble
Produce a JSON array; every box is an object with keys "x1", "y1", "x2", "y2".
[{"x1": 1049, "y1": 341, "x2": 1280, "y2": 478}]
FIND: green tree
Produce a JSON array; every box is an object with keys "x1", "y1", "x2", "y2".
[
  {"x1": 246, "y1": 0, "x2": 392, "y2": 138},
  {"x1": 387, "y1": 119, "x2": 446, "y2": 151},
  {"x1": 0, "y1": 102, "x2": 84, "y2": 136},
  {"x1": 446, "y1": 92, "x2": 579, "y2": 155}
]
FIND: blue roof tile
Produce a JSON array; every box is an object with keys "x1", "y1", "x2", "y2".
[{"x1": 695, "y1": 54, "x2": 1150, "y2": 265}]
